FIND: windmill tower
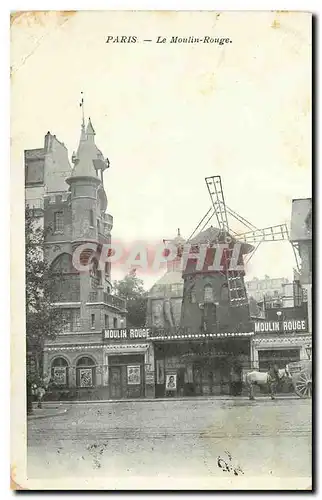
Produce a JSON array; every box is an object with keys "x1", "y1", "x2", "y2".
[{"x1": 180, "y1": 175, "x2": 291, "y2": 334}]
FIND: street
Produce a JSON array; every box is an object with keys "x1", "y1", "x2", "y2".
[{"x1": 27, "y1": 398, "x2": 312, "y2": 482}]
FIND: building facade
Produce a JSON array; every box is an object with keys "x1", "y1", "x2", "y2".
[
  {"x1": 290, "y1": 198, "x2": 312, "y2": 333},
  {"x1": 145, "y1": 229, "x2": 185, "y2": 329},
  {"x1": 250, "y1": 198, "x2": 312, "y2": 375},
  {"x1": 25, "y1": 119, "x2": 149, "y2": 399},
  {"x1": 147, "y1": 226, "x2": 255, "y2": 398},
  {"x1": 245, "y1": 275, "x2": 290, "y2": 305}
]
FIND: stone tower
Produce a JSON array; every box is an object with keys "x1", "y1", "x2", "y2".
[
  {"x1": 65, "y1": 117, "x2": 114, "y2": 322},
  {"x1": 180, "y1": 226, "x2": 253, "y2": 333}
]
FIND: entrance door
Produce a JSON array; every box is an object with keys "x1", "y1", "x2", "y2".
[{"x1": 109, "y1": 366, "x2": 126, "y2": 399}]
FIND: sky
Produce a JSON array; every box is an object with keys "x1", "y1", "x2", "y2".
[{"x1": 11, "y1": 11, "x2": 312, "y2": 290}]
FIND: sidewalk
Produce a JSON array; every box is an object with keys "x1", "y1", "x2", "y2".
[
  {"x1": 27, "y1": 403, "x2": 69, "y2": 420},
  {"x1": 43, "y1": 394, "x2": 301, "y2": 405}
]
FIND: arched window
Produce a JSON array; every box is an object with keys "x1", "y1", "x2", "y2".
[
  {"x1": 204, "y1": 284, "x2": 214, "y2": 303},
  {"x1": 76, "y1": 356, "x2": 96, "y2": 387},
  {"x1": 51, "y1": 253, "x2": 76, "y2": 274},
  {"x1": 51, "y1": 357, "x2": 69, "y2": 386}
]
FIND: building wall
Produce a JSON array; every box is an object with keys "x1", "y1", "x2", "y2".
[
  {"x1": 246, "y1": 276, "x2": 289, "y2": 302},
  {"x1": 180, "y1": 273, "x2": 250, "y2": 331},
  {"x1": 43, "y1": 344, "x2": 104, "y2": 387},
  {"x1": 43, "y1": 134, "x2": 72, "y2": 193},
  {"x1": 298, "y1": 240, "x2": 312, "y2": 286},
  {"x1": 147, "y1": 296, "x2": 183, "y2": 328}
]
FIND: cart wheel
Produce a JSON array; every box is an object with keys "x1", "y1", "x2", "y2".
[{"x1": 294, "y1": 370, "x2": 312, "y2": 398}]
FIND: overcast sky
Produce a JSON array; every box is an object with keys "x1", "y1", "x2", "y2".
[{"x1": 11, "y1": 11, "x2": 312, "y2": 290}]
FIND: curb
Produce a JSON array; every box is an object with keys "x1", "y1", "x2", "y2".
[
  {"x1": 43, "y1": 395, "x2": 302, "y2": 405},
  {"x1": 27, "y1": 408, "x2": 68, "y2": 420}
]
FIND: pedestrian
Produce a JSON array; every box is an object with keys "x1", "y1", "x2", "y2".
[{"x1": 230, "y1": 366, "x2": 239, "y2": 396}]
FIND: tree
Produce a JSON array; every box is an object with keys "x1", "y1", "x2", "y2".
[
  {"x1": 248, "y1": 296, "x2": 265, "y2": 318},
  {"x1": 113, "y1": 270, "x2": 147, "y2": 328},
  {"x1": 25, "y1": 206, "x2": 64, "y2": 412}
]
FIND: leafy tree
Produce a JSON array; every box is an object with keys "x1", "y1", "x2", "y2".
[
  {"x1": 25, "y1": 206, "x2": 64, "y2": 412},
  {"x1": 113, "y1": 270, "x2": 147, "y2": 328},
  {"x1": 248, "y1": 296, "x2": 265, "y2": 318}
]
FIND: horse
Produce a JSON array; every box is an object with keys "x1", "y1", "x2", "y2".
[{"x1": 243, "y1": 367, "x2": 291, "y2": 400}]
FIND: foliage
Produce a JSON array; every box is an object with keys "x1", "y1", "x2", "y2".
[
  {"x1": 25, "y1": 206, "x2": 64, "y2": 375},
  {"x1": 113, "y1": 270, "x2": 147, "y2": 327},
  {"x1": 248, "y1": 296, "x2": 264, "y2": 318}
]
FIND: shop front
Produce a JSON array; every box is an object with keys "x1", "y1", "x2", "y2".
[
  {"x1": 151, "y1": 330, "x2": 254, "y2": 398},
  {"x1": 102, "y1": 328, "x2": 155, "y2": 399},
  {"x1": 251, "y1": 318, "x2": 312, "y2": 393}
]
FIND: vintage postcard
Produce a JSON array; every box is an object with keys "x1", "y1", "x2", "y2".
[{"x1": 11, "y1": 10, "x2": 312, "y2": 490}]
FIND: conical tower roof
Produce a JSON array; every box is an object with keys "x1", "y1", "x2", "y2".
[{"x1": 70, "y1": 118, "x2": 109, "y2": 179}]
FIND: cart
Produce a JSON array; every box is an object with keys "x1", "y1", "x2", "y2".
[{"x1": 286, "y1": 359, "x2": 312, "y2": 399}]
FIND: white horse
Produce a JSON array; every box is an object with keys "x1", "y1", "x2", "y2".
[{"x1": 244, "y1": 368, "x2": 291, "y2": 400}]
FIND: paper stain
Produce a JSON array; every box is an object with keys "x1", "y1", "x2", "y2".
[
  {"x1": 271, "y1": 19, "x2": 281, "y2": 29},
  {"x1": 10, "y1": 465, "x2": 28, "y2": 490},
  {"x1": 10, "y1": 11, "x2": 77, "y2": 79},
  {"x1": 10, "y1": 11, "x2": 77, "y2": 27},
  {"x1": 199, "y1": 73, "x2": 217, "y2": 96}
]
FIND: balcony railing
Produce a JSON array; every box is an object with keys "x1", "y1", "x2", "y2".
[
  {"x1": 25, "y1": 198, "x2": 44, "y2": 210},
  {"x1": 88, "y1": 289, "x2": 126, "y2": 311},
  {"x1": 58, "y1": 318, "x2": 107, "y2": 334}
]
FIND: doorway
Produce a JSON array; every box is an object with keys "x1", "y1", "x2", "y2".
[{"x1": 109, "y1": 366, "x2": 127, "y2": 399}]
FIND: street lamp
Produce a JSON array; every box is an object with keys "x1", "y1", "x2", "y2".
[
  {"x1": 276, "y1": 310, "x2": 282, "y2": 320},
  {"x1": 305, "y1": 345, "x2": 312, "y2": 360}
]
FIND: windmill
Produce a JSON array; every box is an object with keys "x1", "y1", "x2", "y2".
[{"x1": 181, "y1": 175, "x2": 299, "y2": 309}]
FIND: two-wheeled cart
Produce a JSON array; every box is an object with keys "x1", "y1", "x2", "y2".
[{"x1": 287, "y1": 359, "x2": 312, "y2": 398}]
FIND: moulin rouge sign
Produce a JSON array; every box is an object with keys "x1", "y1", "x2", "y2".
[
  {"x1": 254, "y1": 319, "x2": 307, "y2": 334},
  {"x1": 103, "y1": 328, "x2": 150, "y2": 340}
]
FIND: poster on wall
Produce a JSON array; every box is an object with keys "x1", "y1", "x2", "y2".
[
  {"x1": 156, "y1": 359, "x2": 165, "y2": 384},
  {"x1": 127, "y1": 365, "x2": 141, "y2": 385},
  {"x1": 53, "y1": 367, "x2": 67, "y2": 385},
  {"x1": 165, "y1": 373, "x2": 177, "y2": 391},
  {"x1": 79, "y1": 368, "x2": 93, "y2": 387}
]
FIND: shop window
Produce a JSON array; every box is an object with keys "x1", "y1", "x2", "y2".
[
  {"x1": 54, "y1": 211, "x2": 64, "y2": 233},
  {"x1": 76, "y1": 357, "x2": 96, "y2": 387},
  {"x1": 204, "y1": 285, "x2": 214, "y2": 303},
  {"x1": 51, "y1": 357, "x2": 69, "y2": 386},
  {"x1": 258, "y1": 349, "x2": 300, "y2": 371}
]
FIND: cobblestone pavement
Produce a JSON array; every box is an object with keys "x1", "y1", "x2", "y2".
[{"x1": 27, "y1": 398, "x2": 312, "y2": 481}]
